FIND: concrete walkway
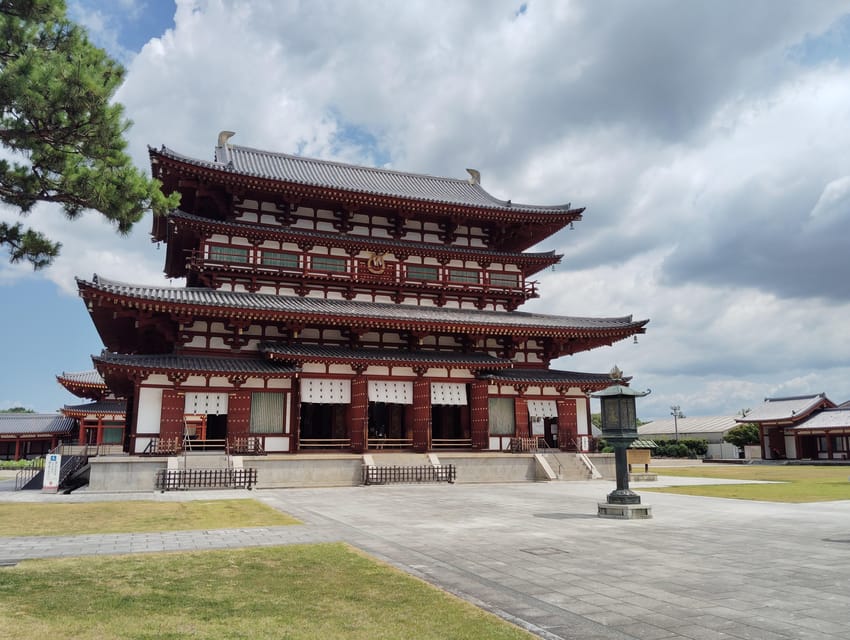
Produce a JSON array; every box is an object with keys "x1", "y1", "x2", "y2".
[{"x1": 3, "y1": 476, "x2": 850, "y2": 639}]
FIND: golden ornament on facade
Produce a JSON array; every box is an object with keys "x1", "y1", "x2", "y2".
[{"x1": 366, "y1": 252, "x2": 387, "y2": 274}]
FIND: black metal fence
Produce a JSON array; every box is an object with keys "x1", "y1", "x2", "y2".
[
  {"x1": 155, "y1": 468, "x2": 258, "y2": 491},
  {"x1": 362, "y1": 464, "x2": 456, "y2": 485}
]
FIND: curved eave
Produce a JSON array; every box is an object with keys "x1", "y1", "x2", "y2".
[
  {"x1": 79, "y1": 278, "x2": 648, "y2": 344},
  {"x1": 150, "y1": 147, "x2": 584, "y2": 225},
  {"x1": 167, "y1": 210, "x2": 563, "y2": 271},
  {"x1": 92, "y1": 353, "x2": 299, "y2": 380},
  {"x1": 479, "y1": 369, "x2": 628, "y2": 392},
  {"x1": 62, "y1": 401, "x2": 127, "y2": 419},
  {"x1": 55, "y1": 372, "x2": 110, "y2": 400}
]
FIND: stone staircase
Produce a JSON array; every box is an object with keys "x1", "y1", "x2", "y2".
[{"x1": 541, "y1": 452, "x2": 597, "y2": 480}]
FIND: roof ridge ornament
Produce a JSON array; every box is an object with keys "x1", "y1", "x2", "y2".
[
  {"x1": 466, "y1": 168, "x2": 481, "y2": 186},
  {"x1": 216, "y1": 130, "x2": 236, "y2": 164}
]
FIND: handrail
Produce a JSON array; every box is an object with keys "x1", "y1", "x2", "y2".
[
  {"x1": 14, "y1": 458, "x2": 44, "y2": 491},
  {"x1": 431, "y1": 438, "x2": 473, "y2": 448},
  {"x1": 299, "y1": 438, "x2": 351, "y2": 449},
  {"x1": 367, "y1": 438, "x2": 414, "y2": 450},
  {"x1": 576, "y1": 452, "x2": 603, "y2": 479}
]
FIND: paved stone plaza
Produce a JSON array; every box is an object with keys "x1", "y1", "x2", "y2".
[{"x1": 2, "y1": 476, "x2": 850, "y2": 639}]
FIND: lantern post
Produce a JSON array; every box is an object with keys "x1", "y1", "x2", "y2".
[{"x1": 592, "y1": 367, "x2": 653, "y2": 519}]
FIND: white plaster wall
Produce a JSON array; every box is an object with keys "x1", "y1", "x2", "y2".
[
  {"x1": 136, "y1": 387, "x2": 163, "y2": 434},
  {"x1": 264, "y1": 436, "x2": 290, "y2": 452},
  {"x1": 575, "y1": 396, "x2": 589, "y2": 436}
]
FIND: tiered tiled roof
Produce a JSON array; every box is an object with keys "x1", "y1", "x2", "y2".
[
  {"x1": 79, "y1": 275, "x2": 648, "y2": 338},
  {"x1": 153, "y1": 145, "x2": 579, "y2": 216},
  {"x1": 56, "y1": 370, "x2": 109, "y2": 400},
  {"x1": 62, "y1": 400, "x2": 127, "y2": 418},
  {"x1": 479, "y1": 369, "x2": 618, "y2": 387},
  {"x1": 93, "y1": 352, "x2": 299, "y2": 377}
]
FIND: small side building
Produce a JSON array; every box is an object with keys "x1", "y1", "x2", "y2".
[
  {"x1": 740, "y1": 394, "x2": 849, "y2": 461},
  {"x1": 0, "y1": 413, "x2": 76, "y2": 460},
  {"x1": 639, "y1": 415, "x2": 741, "y2": 459}
]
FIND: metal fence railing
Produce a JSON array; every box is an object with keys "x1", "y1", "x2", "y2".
[
  {"x1": 362, "y1": 464, "x2": 456, "y2": 485},
  {"x1": 155, "y1": 468, "x2": 258, "y2": 491}
]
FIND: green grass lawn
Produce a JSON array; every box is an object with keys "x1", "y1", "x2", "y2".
[
  {"x1": 642, "y1": 464, "x2": 850, "y2": 502},
  {"x1": 0, "y1": 499, "x2": 300, "y2": 537},
  {"x1": 0, "y1": 543, "x2": 533, "y2": 639}
]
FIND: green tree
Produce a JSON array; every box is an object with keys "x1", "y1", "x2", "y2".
[
  {"x1": 0, "y1": 0, "x2": 179, "y2": 268},
  {"x1": 1, "y1": 406, "x2": 34, "y2": 412},
  {"x1": 723, "y1": 423, "x2": 760, "y2": 449}
]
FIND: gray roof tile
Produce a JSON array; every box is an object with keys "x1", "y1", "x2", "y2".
[
  {"x1": 80, "y1": 275, "x2": 647, "y2": 334},
  {"x1": 56, "y1": 370, "x2": 106, "y2": 387},
  {"x1": 93, "y1": 352, "x2": 298, "y2": 376},
  {"x1": 62, "y1": 400, "x2": 127, "y2": 415},
  {"x1": 790, "y1": 408, "x2": 850, "y2": 431},
  {"x1": 0, "y1": 414, "x2": 76, "y2": 436},
  {"x1": 155, "y1": 145, "x2": 576, "y2": 215},
  {"x1": 740, "y1": 394, "x2": 832, "y2": 423}
]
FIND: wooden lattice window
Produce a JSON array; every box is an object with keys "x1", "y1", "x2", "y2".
[
  {"x1": 208, "y1": 244, "x2": 250, "y2": 264},
  {"x1": 250, "y1": 393, "x2": 285, "y2": 434},
  {"x1": 447, "y1": 268, "x2": 479, "y2": 284},
  {"x1": 406, "y1": 265, "x2": 439, "y2": 281},
  {"x1": 488, "y1": 272, "x2": 520, "y2": 288},
  {"x1": 310, "y1": 255, "x2": 348, "y2": 273},
  {"x1": 261, "y1": 251, "x2": 299, "y2": 270}
]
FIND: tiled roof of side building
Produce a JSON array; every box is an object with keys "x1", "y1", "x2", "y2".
[
  {"x1": 789, "y1": 408, "x2": 850, "y2": 431},
  {"x1": 740, "y1": 394, "x2": 834, "y2": 423},
  {"x1": 80, "y1": 275, "x2": 649, "y2": 334},
  {"x1": 259, "y1": 343, "x2": 512, "y2": 367},
  {"x1": 640, "y1": 415, "x2": 740, "y2": 436},
  {"x1": 93, "y1": 352, "x2": 299, "y2": 376},
  {"x1": 0, "y1": 414, "x2": 76, "y2": 436},
  {"x1": 169, "y1": 210, "x2": 561, "y2": 264},
  {"x1": 153, "y1": 144, "x2": 578, "y2": 215}
]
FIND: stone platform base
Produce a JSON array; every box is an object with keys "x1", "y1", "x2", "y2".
[
  {"x1": 629, "y1": 472, "x2": 658, "y2": 481},
  {"x1": 598, "y1": 502, "x2": 653, "y2": 519}
]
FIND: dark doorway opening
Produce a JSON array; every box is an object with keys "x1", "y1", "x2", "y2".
[
  {"x1": 368, "y1": 403, "x2": 410, "y2": 449},
  {"x1": 431, "y1": 405, "x2": 470, "y2": 442},
  {"x1": 300, "y1": 403, "x2": 348, "y2": 449},
  {"x1": 206, "y1": 414, "x2": 227, "y2": 440}
]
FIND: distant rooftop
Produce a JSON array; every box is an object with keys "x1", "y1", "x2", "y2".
[{"x1": 740, "y1": 394, "x2": 834, "y2": 424}]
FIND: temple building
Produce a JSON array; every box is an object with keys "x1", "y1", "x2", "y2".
[
  {"x1": 77, "y1": 132, "x2": 648, "y2": 457},
  {"x1": 57, "y1": 370, "x2": 126, "y2": 447},
  {"x1": 739, "y1": 393, "x2": 850, "y2": 460}
]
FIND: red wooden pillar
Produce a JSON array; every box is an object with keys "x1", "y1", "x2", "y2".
[
  {"x1": 470, "y1": 380, "x2": 489, "y2": 449},
  {"x1": 14, "y1": 438, "x2": 21, "y2": 461},
  {"x1": 290, "y1": 380, "x2": 301, "y2": 452},
  {"x1": 228, "y1": 390, "x2": 251, "y2": 445},
  {"x1": 412, "y1": 377, "x2": 431, "y2": 452},
  {"x1": 557, "y1": 398, "x2": 578, "y2": 451},
  {"x1": 77, "y1": 419, "x2": 86, "y2": 445},
  {"x1": 96, "y1": 416, "x2": 104, "y2": 445},
  {"x1": 349, "y1": 375, "x2": 367, "y2": 453},
  {"x1": 514, "y1": 397, "x2": 530, "y2": 438},
  {"x1": 160, "y1": 390, "x2": 185, "y2": 445}
]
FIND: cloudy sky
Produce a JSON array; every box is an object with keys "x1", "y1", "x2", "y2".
[{"x1": 2, "y1": 0, "x2": 850, "y2": 421}]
